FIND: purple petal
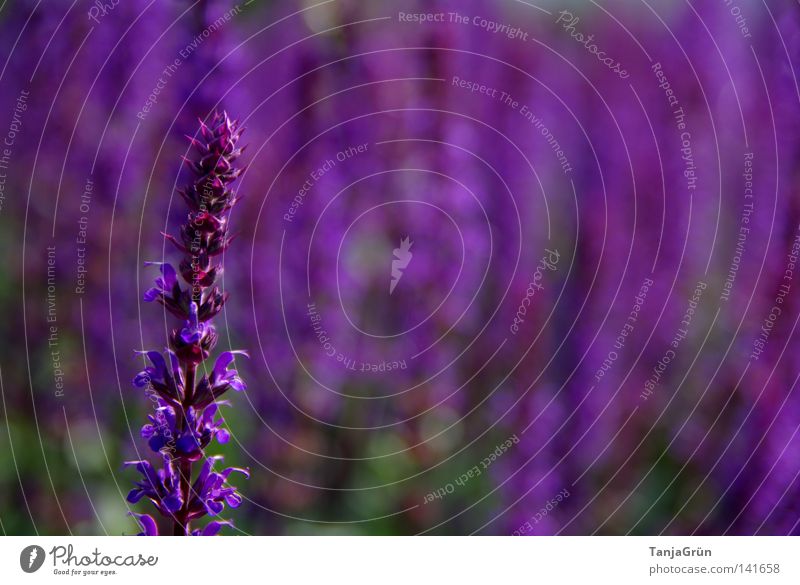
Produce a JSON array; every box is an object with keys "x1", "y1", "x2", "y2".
[
  {"x1": 126, "y1": 488, "x2": 144, "y2": 504},
  {"x1": 205, "y1": 500, "x2": 224, "y2": 516},
  {"x1": 163, "y1": 492, "x2": 183, "y2": 513},
  {"x1": 228, "y1": 377, "x2": 246, "y2": 392},
  {"x1": 148, "y1": 435, "x2": 167, "y2": 453},
  {"x1": 163, "y1": 265, "x2": 178, "y2": 288},
  {"x1": 225, "y1": 492, "x2": 242, "y2": 508},
  {"x1": 222, "y1": 466, "x2": 250, "y2": 480},
  {"x1": 192, "y1": 457, "x2": 216, "y2": 490},
  {"x1": 137, "y1": 351, "x2": 166, "y2": 380},
  {"x1": 176, "y1": 434, "x2": 199, "y2": 454},
  {"x1": 133, "y1": 371, "x2": 151, "y2": 388},
  {"x1": 142, "y1": 287, "x2": 160, "y2": 302},
  {"x1": 189, "y1": 301, "x2": 199, "y2": 323},
  {"x1": 200, "y1": 521, "x2": 231, "y2": 536},
  {"x1": 128, "y1": 513, "x2": 158, "y2": 536},
  {"x1": 146, "y1": 262, "x2": 177, "y2": 289},
  {"x1": 212, "y1": 350, "x2": 248, "y2": 380},
  {"x1": 167, "y1": 350, "x2": 182, "y2": 382}
]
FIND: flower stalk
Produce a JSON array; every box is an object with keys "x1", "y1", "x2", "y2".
[{"x1": 128, "y1": 111, "x2": 248, "y2": 536}]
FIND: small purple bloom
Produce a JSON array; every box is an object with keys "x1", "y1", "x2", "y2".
[
  {"x1": 133, "y1": 350, "x2": 184, "y2": 405},
  {"x1": 142, "y1": 262, "x2": 178, "y2": 302},
  {"x1": 125, "y1": 456, "x2": 183, "y2": 516},
  {"x1": 186, "y1": 457, "x2": 249, "y2": 520},
  {"x1": 142, "y1": 401, "x2": 230, "y2": 459},
  {"x1": 192, "y1": 351, "x2": 248, "y2": 409},
  {"x1": 143, "y1": 262, "x2": 190, "y2": 319},
  {"x1": 171, "y1": 302, "x2": 218, "y2": 364}
]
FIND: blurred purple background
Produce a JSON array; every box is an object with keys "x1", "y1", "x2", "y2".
[{"x1": 1, "y1": 0, "x2": 800, "y2": 535}]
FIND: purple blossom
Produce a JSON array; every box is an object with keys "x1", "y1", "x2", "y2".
[
  {"x1": 133, "y1": 350, "x2": 183, "y2": 406},
  {"x1": 126, "y1": 456, "x2": 247, "y2": 531},
  {"x1": 125, "y1": 457, "x2": 182, "y2": 516},
  {"x1": 186, "y1": 456, "x2": 249, "y2": 519},
  {"x1": 140, "y1": 400, "x2": 229, "y2": 459},
  {"x1": 192, "y1": 351, "x2": 248, "y2": 409}
]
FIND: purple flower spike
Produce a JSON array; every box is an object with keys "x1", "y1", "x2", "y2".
[{"x1": 128, "y1": 111, "x2": 248, "y2": 536}]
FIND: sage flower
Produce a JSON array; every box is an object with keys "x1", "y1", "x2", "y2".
[{"x1": 129, "y1": 111, "x2": 248, "y2": 536}]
